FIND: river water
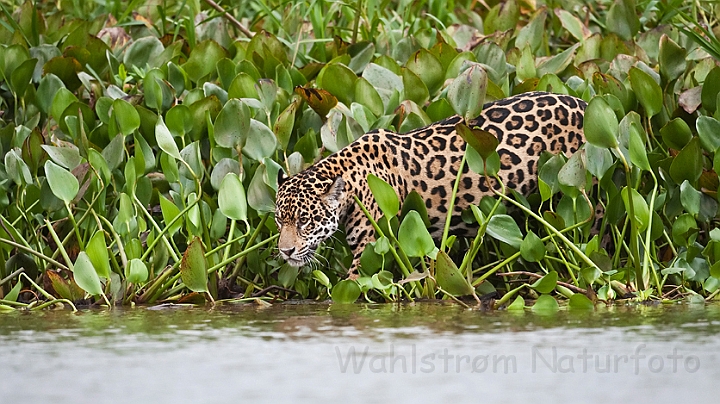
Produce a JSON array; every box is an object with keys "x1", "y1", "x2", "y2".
[{"x1": 0, "y1": 302, "x2": 718, "y2": 403}]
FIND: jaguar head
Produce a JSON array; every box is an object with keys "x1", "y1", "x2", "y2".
[{"x1": 274, "y1": 170, "x2": 346, "y2": 267}]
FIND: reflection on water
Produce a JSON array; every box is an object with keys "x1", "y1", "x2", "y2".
[{"x1": 0, "y1": 303, "x2": 718, "y2": 403}]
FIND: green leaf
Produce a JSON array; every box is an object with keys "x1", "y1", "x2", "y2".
[
  {"x1": 214, "y1": 98, "x2": 251, "y2": 149},
  {"x1": 669, "y1": 137, "x2": 703, "y2": 184},
  {"x1": 182, "y1": 40, "x2": 228, "y2": 82},
  {"x1": 102, "y1": 134, "x2": 125, "y2": 171},
  {"x1": 5, "y1": 280, "x2": 22, "y2": 303},
  {"x1": 398, "y1": 211, "x2": 435, "y2": 257},
  {"x1": 312, "y1": 270, "x2": 331, "y2": 288},
  {"x1": 50, "y1": 87, "x2": 78, "y2": 122},
  {"x1": 702, "y1": 67, "x2": 720, "y2": 114},
  {"x1": 218, "y1": 173, "x2": 247, "y2": 221},
  {"x1": 9, "y1": 58, "x2": 37, "y2": 98},
  {"x1": 456, "y1": 123, "x2": 498, "y2": 161},
  {"x1": 530, "y1": 271, "x2": 558, "y2": 294},
  {"x1": 621, "y1": 186, "x2": 650, "y2": 231},
  {"x1": 331, "y1": 280, "x2": 361, "y2": 303},
  {"x1": 86, "y1": 231, "x2": 110, "y2": 279},
  {"x1": 536, "y1": 44, "x2": 580, "y2": 77},
  {"x1": 278, "y1": 264, "x2": 299, "y2": 288},
  {"x1": 680, "y1": 180, "x2": 702, "y2": 217},
  {"x1": 555, "y1": 9, "x2": 590, "y2": 41},
  {"x1": 606, "y1": 0, "x2": 640, "y2": 40},
  {"x1": 180, "y1": 237, "x2": 208, "y2": 293},
  {"x1": 274, "y1": 100, "x2": 298, "y2": 150},
  {"x1": 435, "y1": 250, "x2": 474, "y2": 296},
  {"x1": 41, "y1": 145, "x2": 82, "y2": 170},
  {"x1": 406, "y1": 49, "x2": 443, "y2": 95},
  {"x1": 557, "y1": 151, "x2": 587, "y2": 190},
  {"x1": 44, "y1": 160, "x2": 78, "y2": 204},
  {"x1": 659, "y1": 34, "x2": 686, "y2": 82},
  {"x1": 624, "y1": 113, "x2": 651, "y2": 171},
  {"x1": 367, "y1": 174, "x2": 399, "y2": 219},
  {"x1": 123, "y1": 36, "x2": 164, "y2": 69},
  {"x1": 486, "y1": 215, "x2": 523, "y2": 248},
  {"x1": 73, "y1": 252, "x2": 103, "y2": 296},
  {"x1": 354, "y1": 77, "x2": 384, "y2": 117},
  {"x1": 126, "y1": 258, "x2": 149, "y2": 284},
  {"x1": 507, "y1": 295, "x2": 525, "y2": 310},
  {"x1": 155, "y1": 116, "x2": 181, "y2": 161},
  {"x1": 569, "y1": 294, "x2": 595, "y2": 310},
  {"x1": 244, "y1": 120, "x2": 278, "y2": 160},
  {"x1": 584, "y1": 96, "x2": 619, "y2": 148},
  {"x1": 659, "y1": 118, "x2": 692, "y2": 150},
  {"x1": 447, "y1": 63, "x2": 488, "y2": 121},
  {"x1": 36, "y1": 73, "x2": 65, "y2": 115},
  {"x1": 629, "y1": 67, "x2": 662, "y2": 117},
  {"x1": 318, "y1": 63, "x2": 357, "y2": 106},
  {"x1": 532, "y1": 294, "x2": 559, "y2": 313},
  {"x1": 159, "y1": 194, "x2": 182, "y2": 235},
  {"x1": 520, "y1": 231, "x2": 545, "y2": 262},
  {"x1": 696, "y1": 116, "x2": 720, "y2": 153},
  {"x1": 247, "y1": 165, "x2": 275, "y2": 213},
  {"x1": 112, "y1": 98, "x2": 140, "y2": 136}
]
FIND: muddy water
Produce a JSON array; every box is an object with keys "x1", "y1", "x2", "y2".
[{"x1": 0, "y1": 302, "x2": 718, "y2": 403}]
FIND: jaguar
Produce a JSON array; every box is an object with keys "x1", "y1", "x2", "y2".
[{"x1": 274, "y1": 91, "x2": 587, "y2": 278}]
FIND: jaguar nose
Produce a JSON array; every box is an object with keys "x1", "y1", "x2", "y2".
[{"x1": 280, "y1": 247, "x2": 295, "y2": 257}]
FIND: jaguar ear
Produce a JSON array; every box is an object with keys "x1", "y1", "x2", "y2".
[
  {"x1": 277, "y1": 170, "x2": 288, "y2": 187},
  {"x1": 322, "y1": 175, "x2": 345, "y2": 207}
]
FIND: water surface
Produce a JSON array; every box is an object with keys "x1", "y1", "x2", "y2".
[{"x1": 1, "y1": 302, "x2": 718, "y2": 403}]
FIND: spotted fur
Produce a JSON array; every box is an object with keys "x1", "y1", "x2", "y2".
[{"x1": 275, "y1": 92, "x2": 587, "y2": 277}]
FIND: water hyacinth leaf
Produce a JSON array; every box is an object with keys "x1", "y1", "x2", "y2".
[
  {"x1": 555, "y1": 9, "x2": 591, "y2": 41},
  {"x1": 248, "y1": 165, "x2": 275, "y2": 213},
  {"x1": 701, "y1": 67, "x2": 720, "y2": 114},
  {"x1": 180, "y1": 237, "x2": 208, "y2": 293},
  {"x1": 606, "y1": 0, "x2": 640, "y2": 40},
  {"x1": 398, "y1": 211, "x2": 435, "y2": 257},
  {"x1": 354, "y1": 77, "x2": 384, "y2": 117},
  {"x1": 50, "y1": 87, "x2": 78, "y2": 122},
  {"x1": 569, "y1": 294, "x2": 594, "y2": 310},
  {"x1": 10, "y1": 58, "x2": 37, "y2": 98},
  {"x1": 126, "y1": 258, "x2": 148, "y2": 284},
  {"x1": 183, "y1": 40, "x2": 228, "y2": 82},
  {"x1": 5, "y1": 149, "x2": 32, "y2": 185},
  {"x1": 624, "y1": 113, "x2": 651, "y2": 171},
  {"x1": 516, "y1": 8, "x2": 546, "y2": 52},
  {"x1": 123, "y1": 36, "x2": 164, "y2": 69},
  {"x1": 278, "y1": 264, "x2": 299, "y2": 288},
  {"x1": 680, "y1": 180, "x2": 702, "y2": 217},
  {"x1": 530, "y1": 271, "x2": 558, "y2": 294},
  {"x1": 447, "y1": 63, "x2": 488, "y2": 121},
  {"x1": 456, "y1": 123, "x2": 498, "y2": 161},
  {"x1": 520, "y1": 231, "x2": 545, "y2": 262},
  {"x1": 86, "y1": 231, "x2": 110, "y2": 279},
  {"x1": 669, "y1": 137, "x2": 703, "y2": 185},
  {"x1": 696, "y1": 116, "x2": 720, "y2": 153},
  {"x1": 584, "y1": 96, "x2": 619, "y2": 148},
  {"x1": 406, "y1": 49, "x2": 444, "y2": 95},
  {"x1": 155, "y1": 116, "x2": 181, "y2": 161},
  {"x1": 659, "y1": 35, "x2": 686, "y2": 82},
  {"x1": 41, "y1": 145, "x2": 81, "y2": 170},
  {"x1": 318, "y1": 63, "x2": 357, "y2": 106},
  {"x1": 218, "y1": 173, "x2": 247, "y2": 221},
  {"x1": 159, "y1": 194, "x2": 182, "y2": 235},
  {"x1": 331, "y1": 280, "x2": 361, "y2": 303},
  {"x1": 274, "y1": 100, "x2": 298, "y2": 150},
  {"x1": 584, "y1": 143, "x2": 613, "y2": 179},
  {"x1": 214, "y1": 98, "x2": 251, "y2": 149},
  {"x1": 621, "y1": 186, "x2": 650, "y2": 231},
  {"x1": 244, "y1": 120, "x2": 278, "y2": 160},
  {"x1": 400, "y1": 190, "x2": 431, "y2": 227},
  {"x1": 507, "y1": 295, "x2": 525, "y2": 310},
  {"x1": 367, "y1": 174, "x2": 399, "y2": 219},
  {"x1": 112, "y1": 98, "x2": 140, "y2": 136},
  {"x1": 435, "y1": 250, "x2": 474, "y2": 296},
  {"x1": 532, "y1": 294, "x2": 559, "y2": 313},
  {"x1": 486, "y1": 215, "x2": 523, "y2": 248},
  {"x1": 401, "y1": 67, "x2": 429, "y2": 106},
  {"x1": 672, "y1": 213, "x2": 698, "y2": 247},
  {"x1": 536, "y1": 44, "x2": 580, "y2": 77},
  {"x1": 660, "y1": 118, "x2": 692, "y2": 150},
  {"x1": 44, "y1": 160, "x2": 78, "y2": 204},
  {"x1": 36, "y1": 73, "x2": 65, "y2": 114},
  {"x1": 73, "y1": 252, "x2": 103, "y2": 296},
  {"x1": 629, "y1": 67, "x2": 662, "y2": 117},
  {"x1": 312, "y1": 270, "x2": 331, "y2": 288},
  {"x1": 557, "y1": 151, "x2": 586, "y2": 190}
]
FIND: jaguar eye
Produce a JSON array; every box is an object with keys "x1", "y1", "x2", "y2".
[{"x1": 297, "y1": 216, "x2": 309, "y2": 227}]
